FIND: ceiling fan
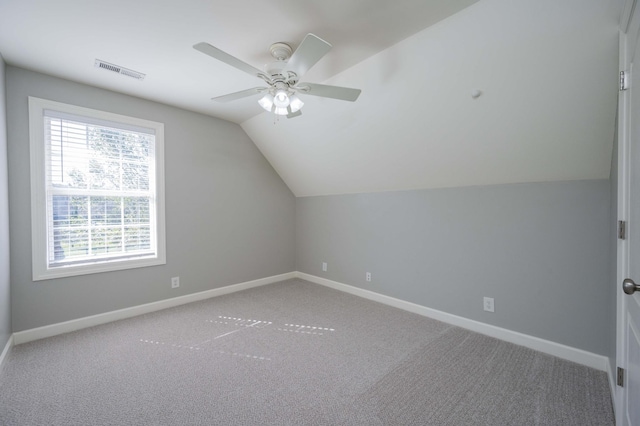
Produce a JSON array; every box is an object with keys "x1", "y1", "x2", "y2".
[{"x1": 193, "y1": 34, "x2": 361, "y2": 119}]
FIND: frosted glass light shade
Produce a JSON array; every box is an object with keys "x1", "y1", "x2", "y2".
[
  {"x1": 289, "y1": 95, "x2": 304, "y2": 113},
  {"x1": 273, "y1": 106, "x2": 289, "y2": 116},
  {"x1": 258, "y1": 94, "x2": 274, "y2": 112}
]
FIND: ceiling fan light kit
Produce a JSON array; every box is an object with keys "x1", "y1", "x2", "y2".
[
  {"x1": 260, "y1": 90, "x2": 304, "y2": 116},
  {"x1": 193, "y1": 34, "x2": 361, "y2": 119}
]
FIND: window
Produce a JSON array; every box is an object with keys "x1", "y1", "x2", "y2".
[{"x1": 29, "y1": 97, "x2": 166, "y2": 280}]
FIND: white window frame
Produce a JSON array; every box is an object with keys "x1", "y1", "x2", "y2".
[{"x1": 29, "y1": 97, "x2": 166, "y2": 280}]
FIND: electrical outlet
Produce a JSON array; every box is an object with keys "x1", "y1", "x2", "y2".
[
  {"x1": 366, "y1": 272, "x2": 372, "y2": 282},
  {"x1": 322, "y1": 262, "x2": 327, "y2": 272},
  {"x1": 483, "y1": 297, "x2": 494, "y2": 312},
  {"x1": 171, "y1": 277, "x2": 180, "y2": 289}
]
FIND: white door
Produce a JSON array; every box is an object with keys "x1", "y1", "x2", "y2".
[{"x1": 618, "y1": 1, "x2": 640, "y2": 425}]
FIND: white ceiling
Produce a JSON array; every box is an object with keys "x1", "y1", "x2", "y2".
[
  {"x1": 0, "y1": 0, "x2": 623, "y2": 197},
  {"x1": 0, "y1": 0, "x2": 477, "y2": 123}
]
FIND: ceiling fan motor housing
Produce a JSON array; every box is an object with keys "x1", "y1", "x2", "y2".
[
  {"x1": 265, "y1": 61, "x2": 287, "y2": 79},
  {"x1": 265, "y1": 42, "x2": 298, "y2": 85}
]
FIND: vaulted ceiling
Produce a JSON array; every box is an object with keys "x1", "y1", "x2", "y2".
[{"x1": 0, "y1": 0, "x2": 621, "y2": 196}]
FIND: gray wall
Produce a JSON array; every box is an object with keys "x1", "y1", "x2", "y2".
[
  {"x1": 0, "y1": 56, "x2": 10, "y2": 348},
  {"x1": 7, "y1": 67, "x2": 296, "y2": 332},
  {"x1": 296, "y1": 181, "x2": 611, "y2": 355}
]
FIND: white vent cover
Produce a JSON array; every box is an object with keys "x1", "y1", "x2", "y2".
[{"x1": 94, "y1": 59, "x2": 145, "y2": 80}]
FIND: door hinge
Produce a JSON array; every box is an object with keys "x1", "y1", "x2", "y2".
[
  {"x1": 619, "y1": 220, "x2": 627, "y2": 240},
  {"x1": 621, "y1": 71, "x2": 630, "y2": 91},
  {"x1": 617, "y1": 367, "x2": 625, "y2": 387}
]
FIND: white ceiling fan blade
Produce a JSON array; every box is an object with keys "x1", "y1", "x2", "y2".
[
  {"x1": 284, "y1": 34, "x2": 332, "y2": 79},
  {"x1": 298, "y1": 83, "x2": 361, "y2": 102},
  {"x1": 194, "y1": 42, "x2": 268, "y2": 80},
  {"x1": 212, "y1": 87, "x2": 267, "y2": 103}
]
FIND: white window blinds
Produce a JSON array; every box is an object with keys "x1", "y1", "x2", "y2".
[
  {"x1": 44, "y1": 110, "x2": 158, "y2": 267},
  {"x1": 29, "y1": 97, "x2": 166, "y2": 280}
]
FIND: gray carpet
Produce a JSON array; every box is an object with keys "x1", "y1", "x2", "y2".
[{"x1": 0, "y1": 279, "x2": 614, "y2": 425}]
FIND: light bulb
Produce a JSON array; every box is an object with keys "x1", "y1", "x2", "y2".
[{"x1": 273, "y1": 90, "x2": 290, "y2": 108}]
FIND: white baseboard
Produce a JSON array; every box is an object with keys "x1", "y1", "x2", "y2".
[
  {"x1": 13, "y1": 272, "x2": 296, "y2": 345},
  {"x1": 0, "y1": 334, "x2": 13, "y2": 374},
  {"x1": 297, "y1": 272, "x2": 609, "y2": 372}
]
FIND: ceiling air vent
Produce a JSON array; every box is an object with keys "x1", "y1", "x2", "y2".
[{"x1": 94, "y1": 59, "x2": 145, "y2": 80}]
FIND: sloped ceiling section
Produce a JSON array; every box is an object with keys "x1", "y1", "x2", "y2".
[{"x1": 242, "y1": 0, "x2": 620, "y2": 197}]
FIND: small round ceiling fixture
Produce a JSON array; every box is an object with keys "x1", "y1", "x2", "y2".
[{"x1": 269, "y1": 42, "x2": 293, "y2": 61}]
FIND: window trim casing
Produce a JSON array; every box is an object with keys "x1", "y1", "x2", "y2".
[{"x1": 29, "y1": 96, "x2": 166, "y2": 281}]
